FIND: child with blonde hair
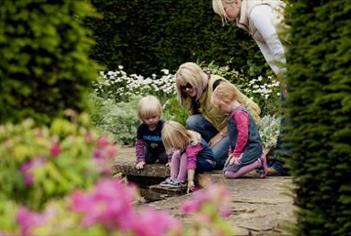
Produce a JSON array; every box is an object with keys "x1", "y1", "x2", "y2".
[
  {"x1": 135, "y1": 95, "x2": 168, "y2": 170},
  {"x1": 211, "y1": 83, "x2": 268, "y2": 178},
  {"x1": 160, "y1": 121, "x2": 216, "y2": 192}
]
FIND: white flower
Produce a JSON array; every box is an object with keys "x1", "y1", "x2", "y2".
[{"x1": 161, "y1": 69, "x2": 169, "y2": 75}]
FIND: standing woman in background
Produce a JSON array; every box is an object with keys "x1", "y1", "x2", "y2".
[{"x1": 212, "y1": 0, "x2": 288, "y2": 175}]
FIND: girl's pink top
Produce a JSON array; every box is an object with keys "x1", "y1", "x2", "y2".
[
  {"x1": 230, "y1": 110, "x2": 249, "y2": 157},
  {"x1": 184, "y1": 143, "x2": 203, "y2": 170}
]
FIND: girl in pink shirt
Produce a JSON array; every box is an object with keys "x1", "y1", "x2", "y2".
[
  {"x1": 211, "y1": 83, "x2": 268, "y2": 178},
  {"x1": 160, "y1": 121, "x2": 216, "y2": 192}
]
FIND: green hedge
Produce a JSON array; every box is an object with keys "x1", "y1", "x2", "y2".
[
  {"x1": 0, "y1": 0, "x2": 101, "y2": 124},
  {"x1": 87, "y1": 0, "x2": 268, "y2": 77},
  {"x1": 285, "y1": 1, "x2": 351, "y2": 234}
]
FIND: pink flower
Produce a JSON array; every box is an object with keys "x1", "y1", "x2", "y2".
[
  {"x1": 50, "y1": 142, "x2": 61, "y2": 157},
  {"x1": 20, "y1": 158, "x2": 45, "y2": 187},
  {"x1": 84, "y1": 132, "x2": 93, "y2": 143},
  {"x1": 181, "y1": 184, "x2": 231, "y2": 218},
  {"x1": 97, "y1": 136, "x2": 109, "y2": 148},
  {"x1": 132, "y1": 209, "x2": 181, "y2": 236},
  {"x1": 70, "y1": 179, "x2": 138, "y2": 231},
  {"x1": 17, "y1": 207, "x2": 43, "y2": 236},
  {"x1": 104, "y1": 145, "x2": 118, "y2": 159},
  {"x1": 92, "y1": 144, "x2": 118, "y2": 174}
]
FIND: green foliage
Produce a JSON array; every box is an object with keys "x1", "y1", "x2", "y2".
[
  {"x1": 90, "y1": 94, "x2": 140, "y2": 145},
  {"x1": 0, "y1": 0, "x2": 101, "y2": 124},
  {"x1": 163, "y1": 96, "x2": 188, "y2": 125},
  {"x1": 0, "y1": 114, "x2": 116, "y2": 210},
  {"x1": 258, "y1": 115, "x2": 280, "y2": 150},
  {"x1": 285, "y1": 1, "x2": 351, "y2": 234},
  {"x1": 87, "y1": 0, "x2": 268, "y2": 77},
  {"x1": 0, "y1": 197, "x2": 18, "y2": 233}
]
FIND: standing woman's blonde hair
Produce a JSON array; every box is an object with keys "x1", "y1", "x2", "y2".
[
  {"x1": 212, "y1": 0, "x2": 237, "y2": 23},
  {"x1": 175, "y1": 62, "x2": 208, "y2": 105},
  {"x1": 137, "y1": 95, "x2": 162, "y2": 120},
  {"x1": 211, "y1": 83, "x2": 238, "y2": 108},
  {"x1": 162, "y1": 121, "x2": 201, "y2": 151}
]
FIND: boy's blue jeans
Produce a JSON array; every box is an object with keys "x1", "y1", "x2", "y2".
[{"x1": 186, "y1": 114, "x2": 230, "y2": 169}]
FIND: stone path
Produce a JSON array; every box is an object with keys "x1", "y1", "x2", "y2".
[{"x1": 114, "y1": 146, "x2": 295, "y2": 235}]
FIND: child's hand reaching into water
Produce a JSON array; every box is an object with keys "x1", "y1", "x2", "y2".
[
  {"x1": 135, "y1": 161, "x2": 145, "y2": 170},
  {"x1": 187, "y1": 180, "x2": 195, "y2": 193}
]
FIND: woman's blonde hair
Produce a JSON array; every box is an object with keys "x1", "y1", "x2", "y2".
[
  {"x1": 175, "y1": 62, "x2": 207, "y2": 105},
  {"x1": 212, "y1": 0, "x2": 236, "y2": 23},
  {"x1": 137, "y1": 95, "x2": 162, "y2": 120},
  {"x1": 162, "y1": 121, "x2": 201, "y2": 151},
  {"x1": 211, "y1": 83, "x2": 238, "y2": 109}
]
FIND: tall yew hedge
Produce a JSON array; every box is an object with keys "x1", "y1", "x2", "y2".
[
  {"x1": 285, "y1": 1, "x2": 351, "y2": 234},
  {"x1": 87, "y1": 0, "x2": 268, "y2": 76},
  {"x1": 0, "y1": 0, "x2": 101, "y2": 124}
]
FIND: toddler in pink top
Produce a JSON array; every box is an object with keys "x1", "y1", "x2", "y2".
[{"x1": 159, "y1": 121, "x2": 216, "y2": 192}]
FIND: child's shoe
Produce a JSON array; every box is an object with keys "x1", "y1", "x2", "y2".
[
  {"x1": 159, "y1": 178, "x2": 186, "y2": 189},
  {"x1": 159, "y1": 177, "x2": 175, "y2": 187}
]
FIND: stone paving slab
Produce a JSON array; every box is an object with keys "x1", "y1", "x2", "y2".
[
  {"x1": 114, "y1": 146, "x2": 296, "y2": 235},
  {"x1": 147, "y1": 176, "x2": 295, "y2": 235}
]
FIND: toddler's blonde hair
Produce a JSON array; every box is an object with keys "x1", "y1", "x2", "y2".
[
  {"x1": 211, "y1": 83, "x2": 238, "y2": 109},
  {"x1": 137, "y1": 95, "x2": 162, "y2": 120},
  {"x1": 162, "y1": 121, "x2": 201, "y2": 151}
]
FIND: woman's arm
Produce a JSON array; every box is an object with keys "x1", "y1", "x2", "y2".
[{"x1": 250, "y1": 5, "x2": 286, "y2": 76}]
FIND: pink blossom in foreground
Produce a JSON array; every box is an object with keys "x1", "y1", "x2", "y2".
[
  {"x1": 17, "y1": 207, "x2": 43, "y2": 236},
  {"x1": 92, "y1": 143, "x2": 118, "y2": 174},
  {"x1": 20, "y1": 158, "x2": 45, "y2": 186},
  {"x1": 96, "y1": 136, "x2": 109, "y2": 148},
  {"x1": 181, "y1": 184, "x2": 231, "y2": 218},
  {"x1": 70, "y1": 179, "x2": 137, "y2": 231},
  {"x1": 84, "y1": 131, "x2": 93, "y2": 143},
  {"x1": 132, "y1": 208, "x2": 181, "y2": 236},
  {"x1": 50, "y1": 142, "x2": 61, "y2": 157}
]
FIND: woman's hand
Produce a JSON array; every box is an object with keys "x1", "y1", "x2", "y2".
[{"x1": 135, "y1": 161, "x2": 145, "y2": 170}]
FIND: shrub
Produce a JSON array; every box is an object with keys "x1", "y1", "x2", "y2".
[
  {"x1": 0, "y1": 0, "x2": 101, "y2": 124},
  {"x1": 285, "y1": 1, "x2": 351, "y2": 234},
  {"x1": 90, "y1": 94, "x2": 140, "y2": 145},
  {"x1": 0, "y1": 179, "x2": 234, "y2": 236},
  {"x1": 87, "y1": 0, "x2": 268, "y2": 78},
  {"x1": 0, "y1": 113, "x2": 117, "y2": 210}
]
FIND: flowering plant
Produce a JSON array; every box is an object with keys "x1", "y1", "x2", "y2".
[
  {"x1": 181, "y1": 184, "x2": 234, "y2": 236},
  {"x1": 11, "y1": 179, "x2": 181, "y2": 236},
  {"x1": 0, "y1": 112, "x2": 118, "y2": 210},
  {"x1": 93, "y1": 66, "x2": 176, "y2": 103}
]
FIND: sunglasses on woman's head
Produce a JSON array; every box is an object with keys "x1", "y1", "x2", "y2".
[{"x1": 180, "y1": 83, "x2": 193, "y2": 91}]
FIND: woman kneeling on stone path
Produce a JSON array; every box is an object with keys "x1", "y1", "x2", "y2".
[{"x1": 175, "y1": 62, "x2": 261, "y2": 169}]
